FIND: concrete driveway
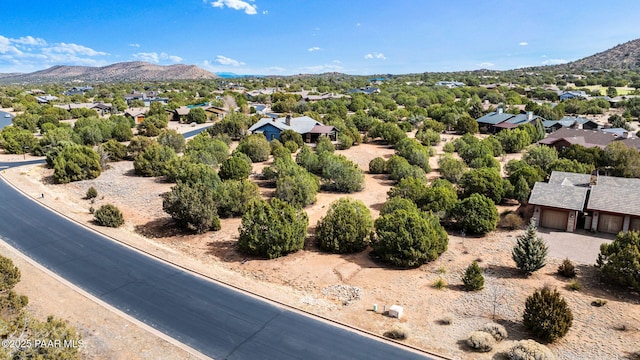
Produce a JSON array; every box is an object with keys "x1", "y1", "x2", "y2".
[{"x1": 536, "y1": 228, "x2": 615, "y2": 265}]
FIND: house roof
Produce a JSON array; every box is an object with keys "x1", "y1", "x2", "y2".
[
  {"x1": 548, "y1": 171, "x2": 592, "y2": 187},
  {"x1": 528, "y1": 181, "x2": 589, "y2": 211},
  {"x1": 125, "y1": 107, "x2": 148, "y2": 117},
  {"x1": 475, "y1": 111, "x2": 513, "y2": 125},
  {"x1": 175, "y1": 106, "x2": 191, "y2": 116},
  {"x1": 249, "y1": 116, "x2": 325, "y2": 134},
  {"x1": 587, "y1": 178, "x2": 640, "y2": 217},
  {"x1": 538, "y1": 128, "x2": 617, "y2": 148},
  {"x1": 308, "y1": 125, "x2": 336, "y2": 134}
]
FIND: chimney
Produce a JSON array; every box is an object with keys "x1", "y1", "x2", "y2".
[
  {"x1": 526, "y1": 111, "x2": 533, "y2": 121},
  {"x1": 285, "y1": 114, "x2": 292, "y2": 126},
  {"x1": 622, "y1": 131, "x2": 631, "y2": 139},
  {"x1": 497, "y1": 108, "x2": 503, "y2": 114},
  {"x1": 590, "y1": 170, "x2": 598, "y2": 186}
]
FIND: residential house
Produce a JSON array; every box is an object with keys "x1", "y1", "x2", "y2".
[
  {"x1": 63, "y1": 86, "x2": 93, "y2": 96},
  {"x1": 204, "y1": 106, "x2": 227, "y2": 120},
  {"x1": 124, "y1": 90, "x2": 168, "y2": 106},
  {"x1": 538, "y1": 127, "x2": 640, "y2": 151},
  {"x1": 541, "y1": 116, "x2": 599, "y2": 133},
  {"x1": 54, "y1": 102, "x2": 114, "y2": 116},
  {"x1": 475, "y1": 109, "x2": 543, "y2": 133},
  {"x1": 248, "y1": 115, "x2": 337, "y2": 143},
  {"x1": 529, "y1": 171, "x2": 640, "y2": 233},
  {"x1": 35, "y1": 95, "x2": 58, "y2": 104},
  {"x1": 124, "y1": 107, "x2": 149, "y2": 124},
  {"x1": 559, "y1": 90, "x2": 589, "y2": 101},
  {"x1": 434, "y1": 81, "x2": 465, "y2": 88},
  {"x1": 347, "y1": 86, "x2": 380, "y2": 95}
]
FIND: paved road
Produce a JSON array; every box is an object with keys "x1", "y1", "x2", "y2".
[{"x1": 0, "y1": 160, "x2": 432, "y2": 359}]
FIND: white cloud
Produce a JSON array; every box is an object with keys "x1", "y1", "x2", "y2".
[
  {"x1": 364, "y1": 52, "x2": 386, "y2": 60},
  {"x1": 12, "y1": 36, "x2": 47, "y2": 46},
  {"x1": 477, "y1": 62, "x2": 495, "y2": 68},
  {"x1": 45, "y1": 42, "x2": 108, "y2": 56},
  {"x1": 297, "y1": 63, "x2": 344, "y2": 73},
  {"x1": 132, "y1": 52, "x2": 183, "y2": 63},
  {"x1": 209, "y1": 0, "x2": 257, "y2": 15},
  {"x1": 215, "y1": 55, "x2": 244, "y2": 66},
  {"x1": 129, "y1": 43, "x2": 140, "y2": 48},
  {"x1": 308, "y1": 47, "x2": 321, "y2": 52},
  {"x1": 519, "y1": 42, "x2": 528, "y2": 46},
  {"x1": 356, "y1": 22, "x2": 361, "y2": 27},
  {"x1": 541, "y1": 58, "x2": 568, "y2": 65},
  {"x1": 262, "y1": 10, "x2": 268, "y2": 15},
  {"x1": 266, "y1": 66, "x2": 285, "y2": 73}
]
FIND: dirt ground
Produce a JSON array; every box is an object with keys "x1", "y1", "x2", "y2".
[{"x1": 1, "y1": 130, "x2": 639, "y2": 360}]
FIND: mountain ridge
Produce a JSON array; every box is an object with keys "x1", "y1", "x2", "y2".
[{"x1": 0, "y1": 61, "x2": 218, "y2": 83}]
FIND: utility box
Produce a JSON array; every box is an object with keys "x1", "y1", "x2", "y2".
[{"x1": 388, "y1": 305, "x2": 404, "y2": 319}]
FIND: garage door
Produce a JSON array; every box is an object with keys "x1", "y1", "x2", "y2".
[
  {"x1": 540, "y1": 209, "x2": 569, "y2": 230},
  {"x1": 630, "y1": 218, "x2": 640, "y2": 231},
  {"x1": 598, "y1": 213, "x2": 624, "y2": 234}
]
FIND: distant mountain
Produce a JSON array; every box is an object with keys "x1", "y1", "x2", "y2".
[
  {"x1": 556, "y1": 38, "x2": 640, "y2": 71},
  {"x1": 0, "y1": 62, "x2": 218, "y2": 83}
]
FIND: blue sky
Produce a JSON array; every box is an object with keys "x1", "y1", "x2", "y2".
[{"x1": 2, "y1": 0, "x2": 640, "y2": 75}]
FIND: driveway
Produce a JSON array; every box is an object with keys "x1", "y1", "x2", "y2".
[{"x1": 537, "y1": 228, "x2": 615, "y2": 265}]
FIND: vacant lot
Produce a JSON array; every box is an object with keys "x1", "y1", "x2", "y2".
[{"x1": 1, "y1": 135, "x2": 639, "y2": 360}]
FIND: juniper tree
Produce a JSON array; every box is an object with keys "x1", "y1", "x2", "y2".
[
  {"x1": 523, "y1": 286, "x2": 573, "y2": 342},
  {"x1": 512, "y1": 219, "x2": 548, "y2": 275},
  {"x1": 462, "y1": 261, "x2": 485, "y2": 291}
]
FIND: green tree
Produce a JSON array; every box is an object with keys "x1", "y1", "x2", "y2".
[
  {"x1": 523, "y1": 145, "x2": 558, "y2": 173},
  {"x1": 94, "y1": 204, "x2": 125, "y2": 227},
  {"x1": 185, "y1": 133, "x2": 229, "y2": 166},
  {"x1": 438, "y1": 154, "x2": 466, "y2": 183},
  {"x1": 316, "y1": 198, "x2": 373, "y2": 253},
  {"x1": 219, "y1": 154, "x2": 251, "y2": 180},
  {"x1": 512, "y1": 220, "x2": 548, "y2": 275},
  {"x1": 523, "y1": 286, "x2": 573, "y2": 343},
  {"x1": 53, "y1": 145, "x2": 102, "y2": 184},
  {"x1": 86, "y1": 186, "x2": 98, "y2": 200},
  {"x1": 101, "y1": 139, "x2": 128, "y2": 161},
  {"x1": 0, "y1": 256, "x2": 20, "y2": 291},
  {"x1": 454, "y1": 194, "x2": 499, "y2": 235},
  {"x1": 422, "y1": 179, "x2": 459, "y2": 220},
  {"x1": 274, "y1": 170, "x2": 319, "y2": 207},
  {"x1": 495, "y1": 128, "x2": 530, "y2": 153},
  {"x1": 280, "y1": 129, "x2": 303, "y2": 148},
  {"x1": 368, "y1": 157, "x2": 387, "y2": 174},
  {"x1": 597, "y1": 230, "x2": 640, "y2": 290},
  {"x1": 459, "y1": 167, "x2": 505, "y2": 203},
  {"x1": 372, "y1": 208, "x2": 448, "y2": 268},
  {"x1": 207, "y1": 111, "x2": 249, "y2": 139},
  {"x1": 163, "y1": 182, "x2": 220, "y2": 233},
  {"x1": 462, "y1": 261, "x2": 484, "y2": 291},
  {"x1": 319, "y1": 153, "x2": 365, "y2": 193},
  {"x1": 238, "y1": 198, "x2": 308, "y2": 259},
  {"x1": 236, "y1": 134, "x2": 271, "y2": 162},
  {"x1": 127, "y1": 136, "x2": 156, "y2": 160},
  {"x1": 111, "y1": 121, "x2": 134, "y2": 142},
  {"x1": 213, "y1": 179, "x2": 261, "y2": 218},
  {"x1": 315, "y1": 135, "x2": 335, "y2": 154},
  {"x1": 157, "y1": 128, "x2": 186, "y2": 153},
  {"x1": 605, "y1": 142, "x2": 640, "y2": 178},
  {"x1": 186, "y1": 107, "x2": 208, "y2": 124},
  {"x1": 387, "y1": 176, "x2": 428, "y2": 206},
  {"x1": 454, "y1": 114, "x2": 478, "y2": 134},
  {"x1": 133, "y1": 144, "x2": 178, "y2": 177},
  {"x1": 172, "y1": 161, "x2": 221, "y2": 188},
  {"x1": 512, "y1": 175, "x2": 531, "y2": 204}
]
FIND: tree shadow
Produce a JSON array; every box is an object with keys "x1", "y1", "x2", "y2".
[
  {"x1": 556, "y1": 263, "x2": 640, "y2": 305},
  {"x1": 483, "y1": 264, "x2": 527, "y2": 280},
  {"x1": 455, "y1": 339, "x2": 473, "y2": 353},
  {"x1": 134, "y1": 217, "x2": 194, "y2": 238},
  {"x1": 205, "y1": 238, "x2": 244, "y2": 263},
  {"x1": 122, "y1": 168, "x2": 138, "y2": 177}
]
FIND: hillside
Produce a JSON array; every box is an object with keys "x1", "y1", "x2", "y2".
[
  {"x1": 0, "y1": 61, "x2": 218, "y2": 83},
  {"x1": 557, "y1": 38, "x2": 640, "y2": 71}
]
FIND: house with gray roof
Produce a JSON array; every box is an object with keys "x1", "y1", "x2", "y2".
[
  {"x1": 538, "y1": 127, "x2": 640, "y2": 151},
  {"x1": 542, "y1": 116, "x2": 599, "y2": 133},
  {"x1": 248, "y1": 115, "x2": 337, "y2": 143},
  {"x1": 529, "y1": 171, "x2": 640, "y2": 233},
  {"x1": 475, "y1": 109, "x2": 543, "y2": 133}
]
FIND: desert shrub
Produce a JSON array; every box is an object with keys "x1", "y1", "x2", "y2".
[
  {"x1": 395, "y1": 138, "x2": 431, "y2": 172},
  {"x1": 219, "y1": 154, "x2": 251, "y2": 180},
  {"x1": 52, "y1": 144, "x2": 102, "y2": 184},
  {"x1": 274, "y1": 169, "x2": 319, "y2": 208},
  {"x1": 85, "y1": 186, "x2": 98, "y2": 200},
  {"x1": 238, "y1": 198, "x2": 308, "y2": 259},
  {"x1": 101, "y1": 139, "x2": 128, "y2": 161},
  {"x1": 279, "y1": 129, "x2": 303, "y2": 148},
  {"x1": 566, "y1": 280, "x2": 582, "y2": 291},
  {"x1": 186, "y1": 107, "x2": 207, "y2": 124},
  {"x1": 383, "y1": 325, "x2": 409, "y2": 340},
  {"x1": 133, "y1": 144, "x2": 178, "y2": 177},
  {"x1": 172, "y1": 161, "x2": 221, "y2": 188},
  {"x1": 372, "y1": 208, "x2": 448, "y2": 267},
  {"x1": 512, "y1": 220, "x2": 548, "y2": 275},
  {"x1": 592, "y1": 299, "x2": 607, "y2": 307},
  {"x1": 162, "y1": 182, "x2": 221, "y2": 233},
  {"x1": 271, "y1": 144, "x2": 292, "y2": 161},
  {"x1": 214, "y1": 179, "x2": 261, "y2": 218},
  {"x1": 319, "y1": 152, "x2": 364, "y2": 193},
  {"x1": 0, "y1": 256, "x2": 20, "y2": 291},
  {"x1": 415, "y1": 127, "x2": 441, "y2": 146},
  {"x1": 437, "y1": 154, "x2": 466, "y2": 183},
  {"x1": 315, "y1": 135, "x2": 335, "y2": 153},
  {"x1": 462, "y1": 261, "x2": 484, "y2": 291},
  {"x1": 459, "y1": 167, "x2": 505, "y2": 203},
  {"x1": 466, "y1": 331, "x2": 495, "y2": 352},
  {"x1": 433, "y1": 277, "x2": 447, "y2": 289},
  {"x1": 557, "y1": 258, "x2": 577, "y2": 278},
  {"x1": 126, "y1": 136, "x2": 156, "y2": 159},
  {"x1": 386, "y1": 155, "x2": 426, "y2": 182},
  {"x1": 379, "y1": 196, "x2": 419, "y2": 216},
  {"x1": 387, "y1": 176, "x2": 428, "y2": 205},
  {"x1": 185, "y1": 134, "x2": 229, "y2": 166},
  {"x1": 368, "y1": 157, "x2": 387, "y2": 174},
  {"x1": 483, "y1": 323, "x2": 508, "y2": 341},
  {"x1": 284, "y1": 140, "x2": 299, "y2": 153},
  {"x1": 422, "y1": 179, "x2": 459, "y2": 220},
  {"x1": 443, "y1": 141, "x2": 455, "y2": 153},
  {"x1": 453, "y1": 194, "x2": 499, "y2": 235},
  {"x1": 507, "y1": 340, "x2": 555, "y2": 360},
  {"x1": 523, "y1": 286, "x2": 573, "y2": 342},
  {"x1": 236, "y1": 134, "x2": 271, "y2": 162},
  {"x1": 369, "y1": 121, "x2": 407, "y2": 145},
  {"x1": 157, "y1": 128, "x2": 186, "y2": 153},
  {"x1": 439, "y1": 314, "x2": 454, "y2": 325},
  {"x1": 94, "y1": 204, "x2": 124, "y2": 228},
  {"x1": 316, "y1": 198, "x2": 373, "y2": 254},
  {"x1": 596, "y1": 230, "x2": 640, "y2": 291},
  {"x1": 499, "y1": 212, "x2": 525, "y2": 230},
  {"x1": 296, "y1": 145, "x2": 321, "y2": 174}
]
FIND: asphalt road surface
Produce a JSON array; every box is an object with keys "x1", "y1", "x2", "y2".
[{"x1": 0, "y1": 161, "x2": 432, "y2": 359}]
